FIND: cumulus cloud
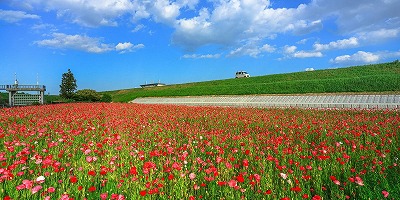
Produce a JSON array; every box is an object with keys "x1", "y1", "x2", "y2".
[
  {"x1": 331, "y1": 51, "x2": 380, "y2": 64},
  {"x1": 303, "y1": 0, "x2": 400, "y2": 33},
  {"x1": 5, "y1": 0, "x2": 400, "y2": 57},
  {"x1": 305, "y1": 68, "x2": 315, "y2": 71},
  {"x1": 284, "y1": 45, "x2": 297, "y2": 54},
  {"x1": 228, "y1": 43, "x2": 275, "y2": 58},
  {"x1": 11, "y1": 0, "x2": 135, "y2": 27},
  {"x1": 291, "y1": 20, "x2": 323, "y2": 35},
  {"x1": 151, "y1": 0, "x2": 181, "y2": 25},
  {"x1": 172, "y1": 0, "x2": 400, "y2": 50},
  {"x1": 35, "y1": 33, "x2": 113, "y2": 53},
  {"x1": 0, "y1": 9, "x2": 40, "y2": 23},
  {"x1": 357, "y1": 28, "x2": 400, "y2": 43},
  {"x1": 314, "y1": 37, "x2": 359, "y2": 51},
  {"x1": 282, "y1": 45, "x2": 322, "y2": 58},
  {"x1": 116, "y1": 42, "x2": 145, "y2": 53},
  {"x1": 331, "y1": 50, "x2": 400, "y2": 65},
  {"x1": 35, "y1": 33, "x2": 143, "y2": 54},
  {"x1": 314, "y1": 28, "x2": 399, "y2": 52},
  {"x1": 182, "y1": 53, "x2": 221, "y2": 59},
  {"x1": 293, "y1": 51, "x2": 323, "y2": 58},
  {"x1": 173, "y1": 0, "x2": 278, "y2": 50}
]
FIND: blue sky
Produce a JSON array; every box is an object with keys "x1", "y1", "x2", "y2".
[{"x1": 1, "y1": 0, "x2": 399, "y2": 94}]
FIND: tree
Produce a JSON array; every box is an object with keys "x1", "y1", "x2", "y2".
[
  {"x1": 60, "y1": 69, "x2": 77, "y2": 99},
  {"x1": 101, "y1": 94, "x2": 112, "y2": 102},
  {"x1": 74, "y1": 89, "x2": 101, "y2": 102}
]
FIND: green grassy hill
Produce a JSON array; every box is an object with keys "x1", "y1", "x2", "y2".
[{"x1": 104, "y1": 61, "x2": 400, "y2": 102}]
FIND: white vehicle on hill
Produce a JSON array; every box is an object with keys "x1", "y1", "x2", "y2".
[{"x1": 235, "y1": 71, "x2": 250, "y2": 78}]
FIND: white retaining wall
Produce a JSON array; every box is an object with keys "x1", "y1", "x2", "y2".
[{"x1": 131, "y1": 95, "x2": 400, "y2": 109}]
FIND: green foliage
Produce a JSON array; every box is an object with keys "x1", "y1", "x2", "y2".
[
  {"x1": 60, "y1": 69, "x2": 77, "y2": 99},
  {"x1": 100, "y1": 94, "x2": 112, "y2": 102},
  {"x1": 74, "y1": 89, "x2": 101, "y2": 102},
  {"x1": 104, "y1": 62, "x2": 400, "y2": 102},
  {"x1": 0, "y1": 92, "x2": 7, "y2": 105}
]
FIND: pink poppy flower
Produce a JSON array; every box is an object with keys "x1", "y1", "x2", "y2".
[
  {"x1": 86, "y1": 156, "x2": 93, "y2": 163},
  {"x1": 100, "y1": 193, "x2": 108, "y2": 200},
  {"x1": 189, "y1": 172, "x2": 196, "y2": 180},
  {"x1": 22, "y1": 179, "x2": 33, "y2": 189},
  {"x1": 354, "y1": 176, "x2": 364, "y2": 186},
  {"x1": 47, "y1": 187, "x2": 56, "y2": 193},
  {"x1": 31, "y1": 185, "x2": 42, "y2": 194},
  {"x1": 228, "y1": 179, "x2": 237, "y2": 188},
  {"x1": 16, "y1": 184, "x2": 26, "y2": 190},
  {"x1": 382, "y1": 190, "x2": 389, "y2": 198}
]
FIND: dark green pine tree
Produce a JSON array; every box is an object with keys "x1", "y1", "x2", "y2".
[{"x1": 59, "y1": 69, "x2": 77, "y2": 99}]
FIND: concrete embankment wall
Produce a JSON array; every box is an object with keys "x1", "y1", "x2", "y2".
[{"x1": 131, "y1": 94, "x2": 400, "y2": 109}]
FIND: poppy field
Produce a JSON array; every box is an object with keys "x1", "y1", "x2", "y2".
[{"x1": 0, "y1": 103, "x2": 399, "y2": 199}]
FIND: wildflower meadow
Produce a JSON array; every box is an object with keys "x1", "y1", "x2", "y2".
[{"x1": 0, "y1": 103, "x2": 399, "y2": 199}]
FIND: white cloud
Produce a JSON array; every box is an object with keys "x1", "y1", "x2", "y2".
[
  {"x1": 151, "y1": 0, "x2": 181, "y2": 25},
  {"x1": 283, "y1": 45, "x2": 322, "y2": 58},
  {"x1": 5, "y1": 0, "x2": 400, "y2": 58},
  {"x1": 13, "y1": 0, "x2": 135, "y2": 27},
  {"x1": 132, "y1": 24, "x2": 145, "y2": 33},
  {"x1": 35, "y1": 33, "x2": 143, "y2": 54},
  {"x1": 284, "y1": 45, "x2": 297, "y2": 54},
  {"x1": 115, "y1": 42, "x2": 133, "y2": 51},
  {"x1": 173, "y1": 0, "x2": 275, "y2": 50},
  {"x1": 291, "y1": 20, "x2": 323, "y2": 35},
  {"x1": 228, "y1": 43, "x2": 275, "y2": 58},
  {"x1": 261, "y1": 44, "x2": 276, "y2": 53},
  {"x1": 331, "y1": 51, "x2": 380, "y2": 64},
  {"x1": 35, "y1": 33, "x2": 113, "y2": 53},
  {"x1": 314, "y1": 28, "x2": 399, "y2": 52},
  {"x1": 115, "y1": 42, "x2": 144, "y2": 53},
  {"x1": 357, "y1": 28, "x2": 400, "y2": 43},
  {"x1": 332, "y1": 50, "x2": 400, "y2": 65},
  {"x1": 314, "y1": 37, "x2": 359, "y2": 51},
  {"x1": 296, "y1": 38, "x2": 309, "y2": 44},
  {"x1": 305, "y1": 68, "x2": 315, "y2": 71},
  {"x1": 182, "y1": 53, "x2": 221, "y2": 59},
  {"x1": 303, "y1": 0, "x2": 400, "y2": 34},
  {"x1": 0, "y1": 9, "x2": 40, "y2": 23},
  {"x1": 177, "y1": 0, "x2": 199, "y2": 10},
  {"x1": 293, "y1": 51, "x2": 323, "y2": 58}
]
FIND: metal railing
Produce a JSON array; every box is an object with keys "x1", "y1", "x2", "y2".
[{"x1": 0, "y1": 85, "x2": 46, "y2": 91}]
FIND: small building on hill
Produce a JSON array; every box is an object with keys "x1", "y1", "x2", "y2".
[{"x1": 140, "y1": 81, "x2": 166, "y2": 88}]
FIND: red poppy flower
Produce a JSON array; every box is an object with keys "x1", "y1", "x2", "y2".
[
  {"x1": 237, "y1": 174, "x2": 244, "y2": 183},
  {"x1": 129, "y1": 166, "x2": 137, "y2": 175},
  {"x1": 88, "y1": 186, "x2": 96, "y2": 192},
  {"x1": 70, "y1": 176, "x2": 78, "y2": 183},
  {"x1": 88, "y1": 170, "x2": 96, "y2": 176},
  {"x1": 290, "y1": 186, "x2": 302, "y2": 192},
  {"x1": 139, "y1": 190, "x2": 147, "y2": 196}
]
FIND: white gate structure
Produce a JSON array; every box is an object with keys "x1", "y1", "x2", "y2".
[{"x1": 0, "y1": 84, "x2": 46, "y2": 106}]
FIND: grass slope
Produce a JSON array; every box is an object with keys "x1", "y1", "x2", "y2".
[{"x1": 105, "y1": 61, "x2": 400, "y2": 102}]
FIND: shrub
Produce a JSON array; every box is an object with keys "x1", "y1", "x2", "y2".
[{"x1": 74, "y1": 89, "x2": 101, "y2": 102}]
